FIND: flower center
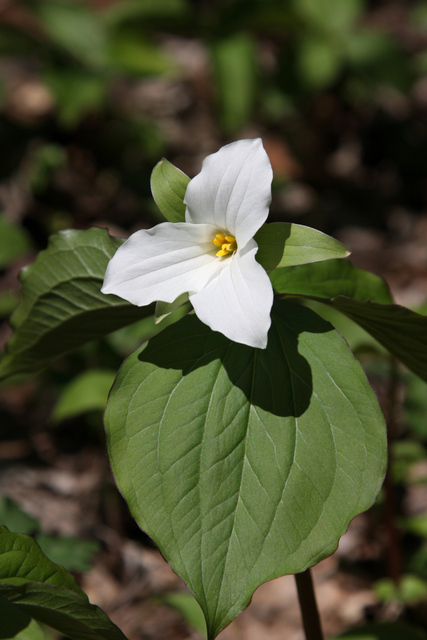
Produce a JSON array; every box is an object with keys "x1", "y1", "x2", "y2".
[{"x1": 212, "y1": 233, "x2": 237, "y2": 258}]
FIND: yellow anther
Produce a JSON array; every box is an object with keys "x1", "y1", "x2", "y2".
[{"x1": 212, "y1": 232, "x2": 237, "y2": 257}]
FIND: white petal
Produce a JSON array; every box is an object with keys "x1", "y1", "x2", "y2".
[
  {"x1": 184, "y1": 139, "x2": 273, "y2": 248},
  {"x1": 101, "y1": 222, "x2": 223, "y2": 306},
  {"x1": 189, "y1": 239, "x2": 273, "y2": 348}
]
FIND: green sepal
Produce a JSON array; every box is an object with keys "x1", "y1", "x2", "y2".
[
  {"x1": 150, "y1": 159, "x2": 189, "y2": 223},
  {"x1": 255, "y1": 222, "x2": 350, "y2": 271}
]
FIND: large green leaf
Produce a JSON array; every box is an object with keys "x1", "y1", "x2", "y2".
[
  {"x1": 255, "y1": 223, "x2": 350, "y2": 271},
  {"x1": 0, "y1": 528, "x2": 127, "y2": 640},
  {"x1": 0, "y1": 229, "x2": 151, "y2": 381},
  {"x1": 150, "y1": 159, "x2": 189, "y2": 223},
  {"x1": 105, "y1": 300, "x2": 386, "y2": 639},
  {"x1": 270, "y1": 258, "x2": 393, "y2": 303}
]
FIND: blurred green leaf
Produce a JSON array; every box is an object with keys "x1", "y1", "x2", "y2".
[
  {"x1": 51, "y1": 369, "x2": 116, "y2": 422},
  {"x1": 45, "y1": 69, "x2": 107, "y2": 127},
  {"x1": 391, "y1": 440, "x2": 426, "y2": 484},
  {"x1": 374, "y1": 574, "x2": 427, "y2": 604},
  {"x1": 334, "y1": 621, "x2": 427, "y2": 640},
  {"x1": 103, "y1": 0, "x2": 189, "y2": 26},
  {"x1": 401, "y1": 514, "x2": 427, "y2": 538},
  {"x1": 296, "y1": 36, "x2": 342, "y2": 89},
  {"x1": 345, "y1": 30, "x2": 396, "y2": 66},
  {"x1": 150, "y1": 159, "x2": 189, "y2": 222},
  {"x1": 0, "y1": 229, "x2": 152, "y2": 382},
  {"x1": 34, "y1": 0, "x2": 108, "y2": 69},
  {"x1": 0, "y1": 292, "x2": 20, "y2": 318},
  {"x1": 28, "y1": 144, "x2": 66, "y2": 194},
  {"x1": 0, "y1": 595, "x2": 48, "y2": 640},
  {"x1": 108, "y1": 30, "x2": 174, "y2": 76},
  {"x1": 0, "y1": 215, "x2": 32, "y2": 269},
  {"x1": 0, "y1": 498, "x2": 40, "y2": 535},
  {"x1": 404, "y1": 372, "x2": 427, "y2": 440},
  {"x1": 36, "y1": 535, "x2": 100, "y2": 573},
  {"x1": 292, "y1": 0, "x2": 363, "y2": 33},
  {"x1": 212, "y1": 33, "x2": 257, "y2": 134},
  {"x1": 162, "y1": 593, "x2": 207, "y2": 636}
]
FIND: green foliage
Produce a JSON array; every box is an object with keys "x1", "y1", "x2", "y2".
[
  {"x1": 36, "y1": 535, "x2": 100, "y2": 573},
  {"x1": 0, "y1": 527, "x2": 127, "y2": 640},
  {"x1": 0, "y1": 526, "x2": 85, "y2": 595},
  {"x1": 211, "y1": 33, "x2": 257, "y2": 134},
  {"x1": 51, "y1": 369, "x2": 117, "y2": 422},
  {"x1": 271, "y1": 259, "x2": 427, "y2": 382},
  {"x1": 0, "y1": 498, "x2": 40, "y2": 536},
  {"x1": 45, "y1": 69, "x2": 107, "y2": 127},
  {"x1": 0, "y1": 215, "x2": 32, "y2": 269},
  {"x1": 0, "y1": 229, "x2": 152, "y2": 382},
  {"x1": 374, "y1": 574, "x2": 427, "y2": 604},
  {"x1": 255, "y1": 222, "x2": 349, "y2": 270},
  {"x1": 105, "y1": 300, "x2": 386, "y2": 639},
  {"x1": 0, "y1": 499, "x2": 100, "y2": 573},
  {"x1": 162, "y1": 593, "x2": 207, "y2": 636},
  {"x1": 334, "y1": 621, "x2": 427, "y2": 640},
  {"x1": 34, "y1": 1, "x2": 108, "y2": 69},
  {"x1": 150, "y1": 159, "x2": 190, "y2": 223}
]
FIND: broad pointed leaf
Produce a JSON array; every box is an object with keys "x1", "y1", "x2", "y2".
[
  {"x1": 255, "y1": 223, "x2": 350, "y2": 271},
  {"x1": 0, "y1": 229, "x2": 152, "y2": 381},
  {"x1": 150, "y1": 159, "x2": 189, "y2": 223},
  {"x1": 105, "y1": 300, "x2": 386, "y2": 639},
  {"x1": 270, "y1": 258, "x2": 393, "y2": 303}
]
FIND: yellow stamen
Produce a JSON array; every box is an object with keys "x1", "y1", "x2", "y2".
[{"x1": 212, "y1": 232, "x2": 237, "y2": 257}]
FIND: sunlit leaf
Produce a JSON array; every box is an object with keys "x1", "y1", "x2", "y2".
[{"x1": 105, "y1": 300, "x2": 386, "y2": 639}]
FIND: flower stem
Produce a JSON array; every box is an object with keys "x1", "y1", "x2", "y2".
[{"x1": 294, "y1": 569, "x2": 324, "y2": 640}]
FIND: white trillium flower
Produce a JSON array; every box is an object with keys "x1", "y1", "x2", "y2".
[{"x1": 102, "y1": 138, "x2": 274, "y2": 349}]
